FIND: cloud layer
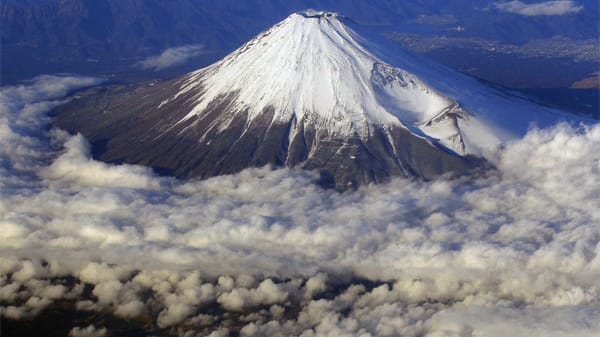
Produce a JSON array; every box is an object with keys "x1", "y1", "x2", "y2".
[
  {"x1": 494, "y1": 1, "x2": 584, "y2": 16},
  {"x1": 138, "y1": 45, "x2": 206, "y2": 71},
  {"x1": 1, "y1": 76, "x2": 598, "y2": 336}
]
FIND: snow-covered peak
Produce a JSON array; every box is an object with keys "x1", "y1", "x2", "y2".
[
  {"x1": 298, "y1": 9, "x2": 340, "y2": 18},
  {"x1": 175, "y1": 10, "x2": 460, "y2": 147},
  {"x1": 168, "y1": 10, "x2": 583, "y2": 157}
]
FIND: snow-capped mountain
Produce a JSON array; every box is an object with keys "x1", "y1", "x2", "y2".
[
  {"x1": 54, "y1": 10, "x2": 578, "y2": 189},
  {"x1": 176, "y1": 10, "x2": 471, "y2": 155}
]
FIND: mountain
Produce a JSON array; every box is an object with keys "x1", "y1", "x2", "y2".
[{"x1": 54, "y1": 10, "x2": 578, "y2": 189}]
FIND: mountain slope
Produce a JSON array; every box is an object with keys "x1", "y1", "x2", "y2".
[{"x1": 54, "y1": 10, "x2": 576, "y2": 189}]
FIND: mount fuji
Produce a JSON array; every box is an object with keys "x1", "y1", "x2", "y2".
[{"x1": 55, "y1": 10, "x2": 580, "y2": 189}]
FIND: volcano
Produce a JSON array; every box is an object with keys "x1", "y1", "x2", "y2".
[{"x1": 55, "y1": 10, "x2": 574, "y2": 189}]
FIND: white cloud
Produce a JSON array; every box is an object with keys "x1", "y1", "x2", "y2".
[
  {"x1": 69, "y1": 325, "x2": 107, "y2": 337},
  {"x1": 41, "y1": 134, "x2": 165, "y2": 189},
  {"x1": 494, "y1": 1, "x2": 584, "y2": 16},
  {"x1": 115, "y1": 299, "x2": 145, "y2": 318},
  {"x1": 426, "y1": 306, "x2": 600, "y2": 337},
  {"x1": 0, "y1": 75, "x2": 598, "y2": 336},
  {"x1": 217, "y1": 279, "x2": 289, "y2": 311},
  {"x1": 137, "y1": 45, "x2": 206, "y2": 71}
]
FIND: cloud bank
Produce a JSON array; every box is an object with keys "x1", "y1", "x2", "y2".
[
  {"x1": 138, "y1": 45, "x2": 206, "y2": 71},
  {"x1": 494, "y1": 1, "x2": 584, "y2": 16},
  {"x1": 1, "y1": 76, "x2": 598, "y2": 336}
]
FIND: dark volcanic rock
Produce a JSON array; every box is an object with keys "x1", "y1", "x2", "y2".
[{"x1": 54, "y1": 79, "x2": 480, "y2": 190}]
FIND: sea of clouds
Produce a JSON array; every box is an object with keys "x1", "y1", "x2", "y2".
[{"x1": 1, "y1": 76, "x2": 598, "y2": 336}]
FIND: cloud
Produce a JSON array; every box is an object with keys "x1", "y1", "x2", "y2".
[
  {"x1": 41, "y1": 134, "x2": 166, "y2": 189},
  {"x1": 137, "y1": 45, "x2": 206, "y2": 71},
  {"x1": 69, "y1": 325, "x2": 107, "y2": 337},
  {"x1": 217, "y1": 279, "x2": 289, "y2": 311},
  {"x1": 494, "y1": 1, "x2": 584, "y2": 16},
  {"x1": 0, "y1": 76, "x2": 598, "y2": 336},
  {"x1": 425, "y1": 305, "x2": 600, "y2": 337},
  {"x1": 0, "y1": 75, "x2": 104, "y2": 193}
]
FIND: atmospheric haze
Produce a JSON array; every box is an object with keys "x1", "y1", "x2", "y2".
[{"x1": 1, "y1": 77, "x2": 598, "y2": 336}]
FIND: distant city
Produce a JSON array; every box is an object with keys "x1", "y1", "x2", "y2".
[{"x1": 390, "y1": 33, "x2": 599, "y2": 63}]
